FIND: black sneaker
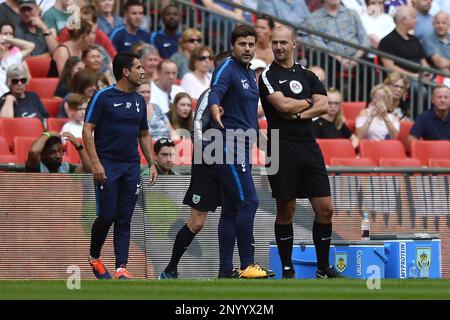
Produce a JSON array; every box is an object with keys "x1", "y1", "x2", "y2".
[
  {"x1": 316, "y1": 267, "x2": 345, "y2": 279},
  {"x1": 218, "y1": 268, "x2": 240, "y2": 279},
  {"x1": 282, "y1": 266, "x2": 296, "y2": 279},
  {"x1": 159, "y1": 270, "x2": 179, "y2": 279}
]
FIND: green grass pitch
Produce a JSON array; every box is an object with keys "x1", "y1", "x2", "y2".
[{"x1": 1, "y1": 279, "x2": 450, "y2": 300}]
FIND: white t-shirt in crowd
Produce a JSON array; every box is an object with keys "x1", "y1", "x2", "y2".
[
  {"x1": 181, "y1": 72, "x2": 212, "y2": 100},
  {"x1": 356, "y1": 112, "x2": 400, "y2": 141},
  {"x1": 150, "y1": 81, "x2": 185, "y2": 114},
  {"x1": 60, "y1": 120, "x2": 83, "y2": 141}
]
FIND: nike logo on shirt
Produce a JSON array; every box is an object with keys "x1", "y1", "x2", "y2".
[
  {"x1": 114, "y1": 103, "x2": 123, "y2": 107},
  {"x1": 279, "y1": 80, "x2": 288, "y2": 84},
  {"x1": 163, "y1": 43, "x2": 171, "y2": 47}
]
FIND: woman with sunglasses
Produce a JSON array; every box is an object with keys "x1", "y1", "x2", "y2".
[
  {"x1": 170, "y1": 28, "x2": 202, "y2": 79},
  {"x1": 0, "y1": 64, "x2": 48, "y2": 123},
  {"x1": 181, "y1": 46, "x2": 214, "y2": 99}
]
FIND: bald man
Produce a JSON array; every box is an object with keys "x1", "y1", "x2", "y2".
[
  {"x1": 259, "y1": 26, "x2": 341, "y2": 279},
  {"x1": 420, "y1": 12, "x2": 450, "y2": 73},
  {"x1": 379, "y1": 6, "x2": 432, "y2": 81}
]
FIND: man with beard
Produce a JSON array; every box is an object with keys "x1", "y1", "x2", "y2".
[
  {"x1": 25, "y1": 131, "x2": 91, "y2": 173},
  {"x1": 82, "y1": 52, "x2": 157, "y2": 279},
  {"x1": 150, "y1": 4, "x2": 181, "y2": 59}
]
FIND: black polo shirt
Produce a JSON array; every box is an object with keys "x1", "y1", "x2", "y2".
[
  {"x1": 410, "y1": 108, "x2": 450, "y2": 140},
  {"x1": 15, "y1": 22, "x2": 48, "y2": 56},
  {"x1": 378, "y1": 29, "x2": 426, "y2": 73},
  {"x1": 313, "y1": 117, "x2": 352, "y2": 139},
  {"x1": 259, "y1": 61, "x2": 327, "y2": 142}
]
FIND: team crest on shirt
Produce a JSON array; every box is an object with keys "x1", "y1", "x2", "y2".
[
  {"x1": 126, "y1": 102, "x2": 132, "y2": 109},
  {"x1": 192, "y1": 194, "x2": 201, "y2": 204},
  {"x1": 290, "y1": 80, "x2": 303, "y2": 94},
  {"x1": 241, "y1": 79, "x2": 249, "y2": 89},
  {"x1": 135, "y1": 101, "x2": 140, "y2": 112}
]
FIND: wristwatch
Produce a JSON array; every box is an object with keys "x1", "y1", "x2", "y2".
[
  {"x1": 75, "y1": 144, "x2": 84, "y2": 151},
  {"x1": 43, "y1": 31, "x2": 51, "y2": 37},
  {"x1": 148, "y1": 160, "x2": 156, "y2": 167}
]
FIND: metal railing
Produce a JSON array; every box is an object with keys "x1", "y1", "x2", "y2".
[{"x1": 144, "y1": 0, "x2": 450, "y2": 119}]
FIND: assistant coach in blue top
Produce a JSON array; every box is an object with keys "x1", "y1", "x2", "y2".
[
  {"x1": 83, "y1": 52, "x2": 158, "y2": 280},
  {"x1": 209, "y1": 25, "x2": 274, "y2": 279}
]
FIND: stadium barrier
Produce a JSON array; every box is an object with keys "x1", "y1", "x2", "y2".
[{"x1": 0, "y1": 173, "x2": 449, "y2": 279}]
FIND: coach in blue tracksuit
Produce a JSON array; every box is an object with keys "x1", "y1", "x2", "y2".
[
  {"x1": 209, "y1": 25, "x2": 274, "y2": 279},
  {"x1": 83, "y1": 52, "x2": 157, "y2": 280}
]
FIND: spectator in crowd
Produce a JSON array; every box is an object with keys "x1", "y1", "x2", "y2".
[
  {"x1": 383, "y1": 71, "x2": 411, "y2": 121},
  {"x1": 138, "y1": 44, "x2": 161, "y2": 82},
  {"x1": 94, "y1": 0, "x2": 124, "y2": 36},
  {"x1": 201, "y1": 0, "x2": 244, "y2": 21},
  {"x1": 356, "y1": 84, "x2": 400, "y2": 140},
  {"x1": 250, "y1": 58, "x2": 267, "y2": 118},
  {"x1": 258, "y1": 0, "x2": 310, "y2": 28},
  {"x1": 313, "y1": 87, "x2": 359, "y2": 148},
  {"x1": 305, "y1": 0, "x2": 323, "y2": 12},
  {"x1": 57, "y1": 68, "x2": 98, "y2": 118},
  {"x1": 82, "y1": 45, "x2": 115, "y2": 87},
  {"x1": 150, "y1": 4, "x2": 181, "y2": 59},
  {"x1": 166, "y1": 92, "x2": 193, "y2": 139},
  {"x1": 363, "y1": 0, "x2": 396, "y2": 50},
  {"x1": 0, "y1": 33, "x2": 30, "y2": 95},
  {"x1": 60, "y1": 93, "x2": 87, "y2": 139},
  {"x1": 153, "y1": 137, "x2": 179, "y2": 175},
  {"x1": 0, "y1": 0, "x2": 21, "y2": 28},
  {"x1": 181, "y1": 46, "x2": 213, "y2": 99},
  {"x1": 379, "y1": 6, "x2": 433, "y2": 81},
  {"x1": 412, "y1": 0, "x2": 434, "y2": 39},
  {"x1": 407, "y1": 84, "x2": 450, "y2": 147},
  {"x1": 54, "y1": 56, "x2": 84, "y2": 98},
  {"x1": 136, "y1": 77, "x2": 173, "y2": 141},
  {"x1": 253, "y1": 14, "x2": 274, "y2": 65},
  {"x1": 47, "y1": 18, "x2": 95, "y2": 77},
  {"x1": 131, "y1": 40, "x2": 147, "y2": 54},
  {"x1": 14, "y1": 1, "x2": 58, "y2": 56},
  {"x1": 342, "y1": 0, "x2": 368, "y2": 18},
  {"x1": 385, "y1": 0, "x2": 408, "y2": 17},
  {"x1": 0, "y1": 64, "x2": 48, "y2": 122},
  {"x1": 58, "y1": 4, "x2": 117, "y2": 60},
  {"x1": 110, "y1": 0, "x2": 150, "y2": 53},
  {"x1": 170, "y1": 28, "x2": 202, "y2": 79},
  {"x1": 309, "y1": 65, "x2": 326, "y2": 84},
  {"x1": 420, "y1": 11, "x2": 450, "y2": 73},
  {"x1": 306, "y1": 0, "x2": 369, "y2": 71},
  {"x1": 25, "y1": 131, "x2": 91, "y2": 173},
  {"x1": 150, "y1": 59, "x2": 185, "y2": 114},
  {"x1": 0, "y1": 22, "x2": 34, "y2": 59},
  {"x1": 43, "y1": 0, "x2": 73, "y2": 36}
]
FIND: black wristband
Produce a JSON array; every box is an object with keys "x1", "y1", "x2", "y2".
[
  {"x1": 305, "y1": 97, "x2": 314, "y2": 108},
  {"x1": 75, "y1": 144, "x2": 84, "y2": 151}
]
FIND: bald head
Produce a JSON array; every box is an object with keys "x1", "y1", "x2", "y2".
[
  {"x1": 395, "y1": 6, "x2": 417, "y2": 30},
  {"x1": 271, "y1": 25, "x2": 296, "y2": 65},
  {"x1": 433, "y1": 12, "x2": 450, "y2": 37},
  {"x1": 272, "y1": 25, "x2": 296, "y2": 42}
]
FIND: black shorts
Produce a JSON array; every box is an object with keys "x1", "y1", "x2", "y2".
[
  {"x1": 183, "y1": 163, "x2": 221, "y2": 212},
  {"x1": 268, "y1": 140, "x2": 331, "y2": 200}
]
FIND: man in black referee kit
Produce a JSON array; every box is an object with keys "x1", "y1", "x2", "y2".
[{"x1": 259, "y1": 26, "x2": 343, "y2": 279}]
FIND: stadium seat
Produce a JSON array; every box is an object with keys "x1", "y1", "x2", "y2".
[
  {"x1": 329, "y1": 157, "x2": 375, "y2": 176},
  {"x1": 342, "y1": 102, "x2": 365, "y2": 121},
  {"x1": 0, "y1": 137, "x2": 11, "y2": 155},
  {"x1": 47, "y1": 117, "x2": 69, "y2": 133},
  {"x1": 25, "y1": 54, "x2": 51, "y2": 78},
  {"x1": 174, "y1": 138, "x2": 192, "y2": 165},
  {"x1": 0, "y1": 154, "x2": 18, "y2": 163},
  {"x1": 13, "y1": 136, "x2": 36, "y2": 163},
  {"x1": 359, "y1": 140, "x2": 406, "y2": 165},
  {"x1": 428, "y1": 159, "x2": 450, "y2": 167},
  {"x1": 411, "y1": 140, "x2": 450, "y2": 165},
  {"x1": 397, "y1": 121, "x2": 414, "y2": 152},
  {"x1": 26, "y1": 78, "x2": 59, "y2": 99},
  {"x1": 379, "y1": 158, "x2": 422, "y2": 167},
  {"x1": 345, "y1": 119, "x2": 355, "y2": 134},
  {"x1": 42, "y1": 98, "x2": 63, "y2": 118},
  {"x1": 316, "y1": 139, "x2": 355, "y2": 165},
  {"x1": 0, "y1": 118, "x2": 44, "y2": 151},
  {"x1": 66, "y1": 138, "x2": 83, "y2": 164}
]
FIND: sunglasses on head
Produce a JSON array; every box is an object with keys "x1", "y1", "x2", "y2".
[
  {"x1": 197, "y1": 55, "x2": 212, "y2": 61},
  {"x1": 187, "y1": 38, "x2": 201, "y2": 43},
  {"x1": 158, "y1": 138, "x2": 174, "y2": 145},
  {"x1": 11, "y1": 78, "x2": 27, "y2": 85}
]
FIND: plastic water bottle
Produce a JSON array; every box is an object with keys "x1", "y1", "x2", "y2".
[
  {"x1": 361, "y1": 212, "x2": 370, "y2": 241},
  {"x1": 409, "y1": 260, "x2": 418, "y2": 279},
  {"x1": 419, "y1": 264, "x2": 429, "y2": 278}
]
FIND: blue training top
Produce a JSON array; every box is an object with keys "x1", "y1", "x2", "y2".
[
  {"x1": 85, "y1": 85, "x2": 148, "y2": 162},
  {"x1": 110, "y1": 27, "x2": 151, "y2": 53},
  {"x1": 150, "y1": 30, "x2": 181, "y2": 59},
  {"x1": 208, "y1": 56, "x2": 259, "y2": 133}
]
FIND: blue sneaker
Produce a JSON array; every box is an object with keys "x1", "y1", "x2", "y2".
[
  {"x1": 89, "y1": 258, "x2": 112, "y2": 279},
  {"x1": 159, "y1": 270, "x2": 179, "y2": 279}
]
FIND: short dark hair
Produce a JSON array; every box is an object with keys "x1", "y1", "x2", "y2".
[
  {"x1": 257, "y1": 14, "x2": 275, "y2": 30},
  {"x1": 161, "y1": 3, "x2": 179, "y2": 16},
  {"x1": 71, "y1": 68, "x2": 98, "y2": 94},
  {"x1": 80, "y1": 5, "x2": 98, "y2": 24},
  {"x1": 123, "y1": 0, "x2": 144, "y2": 13},
  {"x1": 43, "y1": 136, "x2": 62, "y2": 155},
  {"x1": 113, "y1": 52, "x2": 140, "y2": 81},
  {"x1": 231, "y1": 24, "x2": 257, "y2": 46},
  {"x1": 154, "y1": 138, "x2": 175, "y2": 154},
  {"x1": 0, "y1": 22, "x2": 14, "y2": 34}
]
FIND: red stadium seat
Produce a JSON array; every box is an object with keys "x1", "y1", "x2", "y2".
[
  {"x1": 13, "y1": 136, "x2": 36, "y2": 164},
  {"x1": 330, "y1": 157, "x2": 374, "y2": 166},
  {"x1": 359, "y1": 140, "x2": 406, "y2": 165},
  {"x1": 379, "y1": 158, "x2": 422, "y2": 167},
  {"x1": 316, "y1": 139, "x2": 355, "y2": 165},
  {"x1": 47, "y1": 117, "x2": 69, "y2": 133},
  {"x1": 26, "y1": 78, "x2": 59, "y2": 99},
  {"x1": 342, "y1": 102, "x2": 365, "y2": 121},
  {"x1": 411, "y1": 140, "x2": 450, "y2": 165},
  {"x1": 397, "y1": 121, "x2": 414, "y2": 152},
  {"x1": 428, "y1": 159, "x2": 450, "y2": 167},
  {"x1": 0, "y1": 118, "x2": 44, "y2": 151},
  {"x1": 0, "y1": 154, "x2": 18, "y2": 163},
  {"x1": 345, "y1": 119, "x2": 355, "y2": 134},
  {"x1": 42, "y1": 98, "x2": 63, "y2": 118},
  {"x1": 0, "y1": 137, "x2": 11, "y2": 155},
  {"x1": 66, "y1": 138, "x2": 83, "y2": 164},
  {"x1": 25, "y1": 54, "x2": 51, "y2": 78}
]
